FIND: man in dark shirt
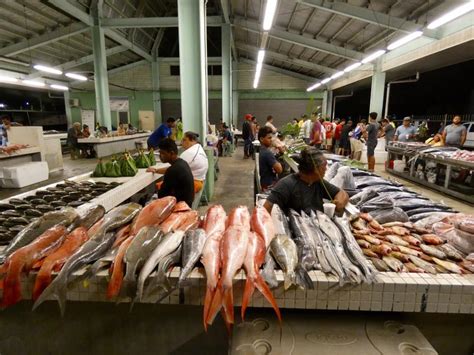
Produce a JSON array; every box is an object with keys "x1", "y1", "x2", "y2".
[
  {"x1": 365, "y1": 112, "x2": 380, "y2": 172},
  {"x1": 264, "y1": 147, "x2": 349, "y2": 215},
  {"x1": 147, "y1": 138, "x2": 194, "y2": 207},
  {"x1": 147, "y1": 117, "x2": 176, "y2": 149},
  {"x1": 258, "y1": 126, "x2": 282, "y2": 190},
  {"x1": 242, "y1": 113, "x2": 253, "y2": 159}
]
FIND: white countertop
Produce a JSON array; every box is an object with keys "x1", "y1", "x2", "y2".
[
  {"x1": 43, "y1": 133, "x2": 67, "y2": 140},
  {"x1": 0, "y1": 146, "x2": 41, "y2": 160},
  {"x1": 78, "y1": 132, "x2": 150, "y2": 144}
]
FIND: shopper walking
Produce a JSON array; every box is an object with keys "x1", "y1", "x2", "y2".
[
  {"x1": 242, "y1": 114, "x2": 253, "y2": 159},
  {"x1": 394, "y1": 117, "x2": 417, "y2": 142},
  {"x1": 365, "y1": 112, "x2": 379, "y2": 172},
  {"x1": 442, "y1": 115, "x2": 467, "y2": 148}
]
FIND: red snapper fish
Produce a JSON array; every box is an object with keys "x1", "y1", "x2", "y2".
[
  {"x1": 130, "y1": 196, "x2": 176, "y2": 235},
  {"x1": 250, "y1": 206, "x2": 275, "y2": 248}
]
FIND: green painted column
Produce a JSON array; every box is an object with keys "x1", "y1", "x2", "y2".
[
  {"x1": 322, "y1": 90, "x2": 333, "y2": 119},
  {"x1": 177, "y1": 0, "x2": 208, "y2": 139},
  {"x1": 221, "y1": 24, "x2": 231, "y2": 126},
  {"x1": 204, "y1": 147, "x2": 215, "y2": 201},
  {"x1": 369, "y1": 60, "x2": 386, "y2": 117},
  {"x1": 232, "y1": 60, "x2": 239, "y2": 127},
  {"x1": 63, "y1": 90, "x2": 73, "y2": 129},
  {"x1": 91, "y1": 24, "x2": 112, "y2": 130},
  {"x1": 151, "y1": 53, "x2": 162, "y2": 128}
]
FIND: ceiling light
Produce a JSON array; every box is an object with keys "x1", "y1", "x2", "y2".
[
  {"x1": 306, "y1": 83, "x2": 321, "y2": 92},
  {"x1": 387, "y1": 31, "x2": 423, "y2": 50},
  {"x1": 253, "y1": 62, "x2": 263, "y2": 89},
  {"x1": 344, "y1": 62, "x2": 362, "y2": 72},
  {"x1": 331, "y1": 71, "x2": 344, "y2": 80},
  {"x1": 427, "y1": 1, "x2": 474, "y2": 29},
  {"x1": 262, "y1": 0, "x2": 278, "y2": 31},
  {"x1": 361, "y1": 49, "x2": 386, "y2": 64},
  {"x1": 321, "y1": 78, "x2": 332, "y2": 84},
  {"x1": 65, "y1": 72, "x2": 88, "y2": 81},
  {"x1": 0, "y1": 76, "x2": 18, "y2": 83},
  {"x1": 22, "y1": 80, "x2": 45, "y2": 87},
  {"x1": 33, "y1": 64, "x2": 62, "y2": 75},
  {"x1": 50, "y1": 84, "x2": 69, "y2": 91},
  {"x1": 257, "y1": 49, "x2": 265, "y2": 63}
]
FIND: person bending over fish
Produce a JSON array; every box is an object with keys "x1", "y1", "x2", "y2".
[
  {"x1": 147, "y1": 138, "x2": 194, "y2": 207},
  {"x1": 264, "y1": 147, "x2": 348, "y2": 215}
]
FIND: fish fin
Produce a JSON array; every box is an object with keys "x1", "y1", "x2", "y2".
[
  {"x1": 203, "y1": 285, "x2": 217, "y2": 331},
  {"x1": 205, "y1": 283, "x2": 223, "y2": 327},
  {"x1": 254, "y1": 274, "x2": 282, "y2": 325},
  {"x1": 283, "y1": 272, "x2": 295, "y2": 290},
  {"x1": 295, "y1": 265, "x2": 314, "y2": 290},
  {"x1": 241, "y1": 278, "x2": 255, "y2": 322},
  {"x1": 32, "y1": 271, "x2": 68, "y2": 316},
  {"x1": 221, "y1": 286, "x2": 234, "y2": 325}
]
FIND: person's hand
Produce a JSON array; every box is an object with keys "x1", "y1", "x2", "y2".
[{"x1": 146, "y1": 167, "x2": 156, "y2": 173}]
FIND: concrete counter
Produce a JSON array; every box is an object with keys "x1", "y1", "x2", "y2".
[{"x1": 78, "y1": 133, "x2": 150, "y2": 158}]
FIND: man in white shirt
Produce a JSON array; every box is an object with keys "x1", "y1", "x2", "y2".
[
  {"x1": 302, "y1": 115, "x2": 313, "y2": 144},
  {"x1": 265, "y1": 115, "x2": 277, "y2": 134}
]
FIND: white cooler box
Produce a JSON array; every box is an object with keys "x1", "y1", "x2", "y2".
[{"x1": 0, "y1": 161, "x2": 49, "y2": 188}]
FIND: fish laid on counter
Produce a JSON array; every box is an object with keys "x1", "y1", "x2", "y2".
[
  {"x1": 250, "y1": 206, "x2": 275, "y2": 248},
  {"x1": 382, "y1": 256, "x2": 404, "y2": 272},
  {"x1": 408, "y1": 255, "x2": 437, "y2": 274},
  {"x1": 289, "y1": 210, "x2": 319, "y2": 273},
  {"x1": 421, "y1": 234, "x2": 445, "y2": 245},
  {"x1": 270, "y1": 204, "x2": 290, "y2": 236},
  {"x1": 431, "y1": 257, "x2": 463, "y2": 274},
  {"x1": 0, "y1": 207, "x2": 78, "y2": 264},
  {"x1": 269, "y1": 235, "x2": 299, "y2": 290},
  {"x1": 438, "y1": 244, "x2": 464, "y2": 261},
  {"x1": 370, "y1": 258, "x2": 390, "y2": 272},
  {"x1": 420, "y1": 244, "x2": 446, "y2": 259},
  {"x1": 178, "y1": 229, "x2": 208, "y2": 286},
  {"x1": 130, "y1": 197, "x2": 176, "y2": 235},
  {"x1": 107, "y1": 235, "x2": 135, "y2": 299},
  {"x1": 33, "y1": 203, "x2": 142, "y2": 314},
  {"x1": 404, "y1": 262, "x2": 425, "y2": 273}
]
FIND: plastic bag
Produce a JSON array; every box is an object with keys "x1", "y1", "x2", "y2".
[
  {"x1": 120, "y1": 152, "x2": 137, "y2": 177},
  {"x1": 135, "y1": 150, "x2": 151, "y2": 169},
  {"x1": 105, "y1": 157, "x2": 122, "y2": 177},
  {"x1": 92, "y1": 159, "x2": 106, "y2": 177},
  {"x1": 148, "y1": 148, "x2": 156, "y2": 166}
]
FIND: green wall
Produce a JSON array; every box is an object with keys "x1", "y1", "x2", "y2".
[{"x1": 70, "y1": 91, "x2": 154, "y2": 128}]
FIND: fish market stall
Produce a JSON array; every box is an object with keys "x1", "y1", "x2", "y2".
[
  {"x1": 386, "y1": 142, "x2": 474, "y2": 204},
  {"x1": 78, "y1": 132, "x2": 150, "y2": 158},
  {"x1": 0, "y1": 146, "x2": 42, "y2": 168}
]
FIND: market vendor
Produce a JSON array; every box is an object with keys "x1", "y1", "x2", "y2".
[
  {"x1": 263, "y1": 147, "x2": 349, "y2": 215},
  {"x1": 147, "y1": 117, "x2": 176, "y2": 149},
  {"x1": 147, "y1": 138, "x2": 194, "y2": 207},
  {"x1": 259, "y1": 126, "x2": 283, "y2": 190},
  {"x1": 394, "y1": 117, "x2": 417, "y2": 142},
  {"x1": 442, "y1": 115, "x2": 467, "y2": 148},
  {"x1": 67, "y1": 122, "x2": 83, "y2": 160},
  {"x1": 0, "y1": 115, "x2": 22, "y2": 146}
]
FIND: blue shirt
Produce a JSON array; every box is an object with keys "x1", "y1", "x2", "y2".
[
  {"x1": 147, "y1": 123, "x2": 171, "y2": 148},
  {"x1": 259, "y1": 147, "x2": 278, "y2": 187},
  {"x1": 0, "y1": 124, "x2": 6, "y2": 146},
  {"x1": 395, "y1": 125, "x2": 417, "y2": 142}
]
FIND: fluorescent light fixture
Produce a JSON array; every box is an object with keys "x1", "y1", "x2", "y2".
[
  {"x1": 331, "y1": 71, "x2": 344, "y2": 80},
  {"x1": 50, "y1": 84, "x2": 69, "y2": 91},
  {"x1": 65, "y1": 72, "x2": 87, "y2": 81},
  {"x1": 306, "y1": 83, "x2": 321, "y2": 92},
  {"x1": 257, "y1": 49, "x2": 265, "y2": 63},
  {"x1": 253, "y1": 62, "x2": 263, "y2": 89},
  {"x1": 262, "y1": 0, "x2": 278, "y2": 31},
  {"x1": 344, "y1": 62, "x2": 362, "y2": 72},
  {"x1": 321, "y1": 78, "x2": 332, "y2": 84},
  {"x1": 33, "y1": 64, "x2": 62, "y2": 75},
  {"x1": 361, "y1": 49, "x2": 386, "y2": 64},
  {"x1": 22, "y1": 80, "x2": 45, "y2": 87},
  {"x1": 0, "y1": 76, "x2": 18, "y2": 83},
  {"x1": 427, "y1": 1, "x2": 474, "y2": 29},
  {"x1": 387, "y1": 31, "x2": 423, "y2": 50}
]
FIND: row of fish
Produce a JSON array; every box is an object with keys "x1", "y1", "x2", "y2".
[
  {"x1": 0, "y1": 180, "x2": 120, "y2": 245},
  {"x1": 350, "y1": 213, "x2": 474, "y2": 274}
]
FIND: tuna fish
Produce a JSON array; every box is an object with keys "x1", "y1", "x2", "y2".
[{"x1": 178, "y1": 229, "x2": 208, "y2": 286}]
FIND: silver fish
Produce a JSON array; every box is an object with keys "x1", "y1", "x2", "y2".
[
  {"x1": 70, "y1": 204, "x2": 105, "y2": 230},
  {"x1": 271, "y1": 204, "x2": 290, "y2": 236},
  {"x1": 386, "y1": 235, "x2": 409, "y2": 247},
  {"x1": 370, "y1": 257, "x2": 390, "y2": 272},
  {"x1": 408, "y1": 255, "x2": 437, "y2": 274},
  {"x1": 178, "y1": 229, "x2": 208, "y2": 286},
  {"x1": 260, "y1": 250, "x2": 278, "y2": 289},
  {"x1": 420, "y1": 244, "x2": 446, "y2": 259},
  {"x1": 289, "y1": 210, "x2": 319, "y2": 272},
  {"x1": 32, "y1": 203, "x2": 142, "y2": 314},
  {"x1": 270, "y1": 234, "x2": 298, "y2": 290},
  {"x1": 438, "y1": 244, "x2": 464, "y2": 261},
  {"x1": 0, "y1": 207, "x2": 78, "y2": 264},
  {"x1": 382, "y1": 256, "x2": 404, "y2": 272},
  {"x1": 136, "y1": 230, "x2": 185, "y2": 301},
  {"x1": 121, "y1": 226, "x2": 164, "y2": 298}
]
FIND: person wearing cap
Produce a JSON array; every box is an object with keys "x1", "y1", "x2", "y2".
[
  {"x1": 242, "y1": 113, "x2": 253, "y2": 159},
  {"x1": 394, "y1": 117, "x2": 417, "y2": 142},
  {"x1": 67, "y1": 122, "x2": 83, "y2": 160},
  {"x1": 263, "y1": 147, "x2": 349, "y2": 215}
]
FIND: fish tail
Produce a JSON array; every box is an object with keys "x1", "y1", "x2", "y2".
[
  {"x1": 106, "y1": 237, "x2": 133, "y2": 299},
  {"x1": 203, "y1": 286, "x2": 216, "y2": 331},
  {"x1": 1, "y1": 259, "x2": 25, "y2": 309},
  {"x1": 136, "y1": 275, "x2": 146, "y2": 302},
  {"x1": 205, "y1": 283, "x2": 222, "y2": 328},
  {"x1": 221, "y1": 309, "x2": 232, "y2": 335},
  {"x1": 241, "y1": 278, "x2": 255, "y2": 322},
  {"x1": 261, "y1": 263, "x2": 278, "y2": 289},
  {"x1": 32, "y1": 269, "x2": 68, "y2": 316},
  {"x1": 295, "y1": 265, "x2": 314, "y2": 290},
  {"x1": 254, "y1": 274, "x2": 282, "y2": 325},
  {"x1": 32, "y1": 261, "x2": 56, "y2": 302},
  {"x1": 283, "y1": 271, "x2": 295, "y2": 290},
  {"x1": 221, "y1": 286, "x2": 234, "y2": 325}
]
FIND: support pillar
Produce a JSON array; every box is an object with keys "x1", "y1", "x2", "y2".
[
  {"x1": 151, "y1": 53, "x2": 162, "y2": 128},
  {"x1": 221, "y1": 24, "x2": 231, "y2": 126},
  {"x1": 91, "y1": 24, "x2": 112, "y2": 130},
  {"x1": 232, "y1": 61, "x2": 239, "y2": 128},
  {"x1": 178, "y1": 0, "x2": 208, "y2": 139},
  {"x1": 369, "y1": 60, "x2": 386, "y2": 118},
  {"x1": 322, "y1": 90, "x2": 333, "y2": 119},
  {"x1": 63, "y1": 91, "x2": 73, "y2": 129}
]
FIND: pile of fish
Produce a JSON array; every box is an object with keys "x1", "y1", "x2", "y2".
[
  {"x1": 0, "y1": 143, "x2": 29, "y2": 155},
  {"x1": 262, "y1": 206, "x2": 377, "y2": 288},
  {"x1": 350, "y1": 213, "x2": 473, "y2": 274},
  {"x1": 0, "y1": 180, "x2": 120, "y2": 244}
]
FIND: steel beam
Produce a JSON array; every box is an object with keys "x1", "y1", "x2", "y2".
[
  {"x1": 236, "y1": 42, "x2": 337, "y2": 75},
  {"x1": 0, "y1": 22, "x2": 89, "y2": 57},
  {"x1": 220, "y1": 0, "x2": 238, "y2": 61},
  {"x1": 233, "y1": 16, "x2": 362, "y2": 61},
  {"x1": 240, "y1": 58, "x2": 314, "y2": 82},
  {"x1": 100, "y1": 16, "x2": 222, "y2": 28},
  {"x1": 298, "y1": 0, "x2": 438, "y2": 38},
  {"x1": 108, "y1": 59, "x2": 148, "y2": 75}
]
